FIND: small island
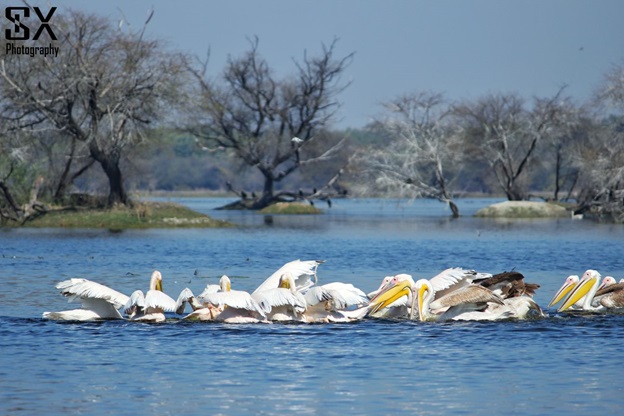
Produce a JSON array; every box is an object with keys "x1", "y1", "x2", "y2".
[
  {"x1": 12, "y1": 201, "x2": 231, "y2": 229},
  {"x1": 474, "y1": 201, "x2": 570, "y2": 219}
]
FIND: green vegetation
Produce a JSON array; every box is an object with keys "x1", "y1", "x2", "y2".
[
  {"x1": 16, "y1": 202, "x2": 232, "y2": 229},
  {"x1": 259, "y1": 202, "x2": 321, "y2": 215}
]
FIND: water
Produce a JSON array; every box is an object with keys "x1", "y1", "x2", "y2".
[{"x1": 1, "y1": 198, "x2": 624, "y2": 415}]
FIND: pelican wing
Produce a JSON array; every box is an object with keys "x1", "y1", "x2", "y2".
[
  {"x1": 595, "y1": 282, "x2": 624, "y2": 297},
  {"x1": 198, "y1": 284, "x2": 220, "y2": 298},
  {"x1": 79, "y1": 297, "x2": 125, "y2": 319},
  {"x1": 144, "y1": 289, "x2": 178, "y2": 312},
  {"x1": 174, "y1": 288, "x2": 194, "y2": 315},
  {"x1": 430, "y1": 284, "x2": 504, "y2": 310},
  {"x1": 201, "y1": 290, "x2": 265, "y2": 314},
  {"x1": 123, "y1": 290, "x2": 145, "y2": 315},
  {"x1": 252, "y1": 289, "x2": 306, "y2": 313},
  {"x1": 303, "y1": 286, "x2": 332, "y2": 306},
  {"x1": 322, "y1": 282, "x2": 368, "y2": 309},
  {"x1": 599, "y1": 288, "x2": 624, "y2": 309},
  {"x1": 56, "y1": 278, "x2": 129, "y2": 309},
  {"x1": 430, "y1": 268, "x2": 488, "y2": 298},
  {"x1": 252, "y1": 260, "x2": 323, "y2": 294},
  {"x1": 476, "y1": 271, "x2": 540, "y2": 298}
]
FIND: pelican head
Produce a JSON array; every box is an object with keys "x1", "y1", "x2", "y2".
[
  {"x1": 369, "y1": 275, "x2": 413, "y2": 314},
  {"x1": 278, "y1": 273, "x2": 296, "y2": 291},
  {"x1": 598, "y1": 276, "x2": 617, "y2": 290},
  {"x1": 150, "y1": 271, "x2": 163, "y2": 292},
  {"x1": 219, "y1": 275, "x2": 232, "y2": 292},
  {"x1": 548, "y1": 275, "x2": 579, "y2": 307},
  {"x1": 558, "y1": 269, "x2": 600, "y2": 312}
]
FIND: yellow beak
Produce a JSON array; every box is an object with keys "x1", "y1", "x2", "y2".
[
  {"x1": 155, "y1": 279, "x2": 163, "y2": 292},
  {"x1": 558, "y1": 276, "x2": 597, "y2": 312},
  {"x1": 369, "y1": 280, "x2": 412, "y2": 314},
  {"x1": 548, "y1": 281, "x2": 577, "y2": 307},
  {"x1": 417, "y1": 283, "x2": 430, "y2": 322}
]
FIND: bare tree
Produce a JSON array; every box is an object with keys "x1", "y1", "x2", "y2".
[
  {"x1": 454, "y1": 89, "x2": 570, "y2": 201},
  {"x1": 575, "y1": 63, "x2": 624, "y2": 222},
  {"x1": 186, "y1": 37, "x2": 353, "y2": 209},
  {"x1": 0, "y1": 9, "x2": 184, "y2": 206},
  {"x1": 362, "y1": 92, "x2": 462, "y2": 217}
]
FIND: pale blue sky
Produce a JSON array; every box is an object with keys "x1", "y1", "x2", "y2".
[{"x1": 48, "y1": 1, "x2": 624, "y2": 127}]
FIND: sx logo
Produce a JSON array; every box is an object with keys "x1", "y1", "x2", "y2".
[{"x1": 4, "y1": 6, "x2": 57, "y2": 41}]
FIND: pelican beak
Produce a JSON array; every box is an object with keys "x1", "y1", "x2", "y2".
[
  {"x1": 417, "y1": 283, "x2": 429, "y2": 322},
  {"x1": 155, "y1": 279, "x2": 163, "y2": 292},
  {"x1": 548, "y1": 281, "x2": 577, "y2": 307},
  {"x1": 369, "y1": 280, "x2": 411, "y2": 314},
  {"x1": 558, "y1": 275, "x2": 597, "y2": 312}
]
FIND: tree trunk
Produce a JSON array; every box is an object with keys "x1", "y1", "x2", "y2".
[
  {"x1": 255, "y1": 174, "x2": 275, "y2": 209},
  {"x1": 448, "y1": 200, "x2": 460, "y2": 218},
  {"x1": 97, "y1": 157, "x2": 128, "y2": 206}
]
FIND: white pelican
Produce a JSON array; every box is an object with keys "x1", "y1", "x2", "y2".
[
  {"x1": 368, "y1": 268, "x2": 489, "y2": 319},
  {"x1": 193, "y1": 275, "x2": 267, "y2": 323},
  {"x1": 559, "y1": 270, "x2": 624, "y2": 313},
  {"x1": 252, "y1": 272, "x2": 308, "y2": 322},
  {"x1": 548, "y1": 275, "x2": 580, "y2": 308},
  {"x1": 43, "y1": 278, "x2": 130, "y2": 321},
  {"x1": 370, "y1": 271, "x2": 543, "y2": 321},
  {"x1": 594, "y1": 278, "x2": 624, "y2": 310},
  {"x1": 252, "y1": 259, "x2": 323, "y2": 294},
  {"x1": 123, "y1": 271, "x2": 192, "y2": 322},
  {"x1": 300, "y1": 281, "x2": 369, "y2": 323}
]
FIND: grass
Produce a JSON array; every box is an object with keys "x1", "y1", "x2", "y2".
[{"x1": 15, "y1": 202, "x2": 232, "y2": 229}]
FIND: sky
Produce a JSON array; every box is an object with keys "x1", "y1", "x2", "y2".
[{"x1": 31, "y1": 0, "x2": 624, "y2": 128}]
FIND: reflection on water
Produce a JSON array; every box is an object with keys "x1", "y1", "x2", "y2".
[{"x1": 1, "y1": 198, "x2": 624, "y2": 415}]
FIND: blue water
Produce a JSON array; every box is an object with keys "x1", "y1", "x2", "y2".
[{"x1": 1, "y1": 198, "x2": 624, "y2": 415}]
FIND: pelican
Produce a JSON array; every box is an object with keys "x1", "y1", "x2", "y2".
[
  {"x1": 193, "y1": 275, "x2": 267, "y2": 323},
  {"x1": 252, "y1": 259, "x2": 323, "y2": 294},
  {"x1": 371, "y1": 270, "x2": 543, "y2": 321},
  {"x1": 548, "y1": 275, "x2": 580, "y2": 308},
  {"x1": 301, "y1": 281, "x2": 369, "y2": 323},
  {"x1": 252, "y1": 272, "x2": 308, "y2": 322},
  {"x1": 43, "y1": 278, "x2": 130, "y2": 321},
  {"x1": 559, "y1": 270, "x2": 624, "y2": 312},
  {"x1": 368, "y1": 268, "x2": 490, "y2": 319},
  {"x1": 123, "y1": 271, "x2": 192, "y2": 322},
  {"x1": 594, "y1": 278, "x2": 624, "y2": 310}
]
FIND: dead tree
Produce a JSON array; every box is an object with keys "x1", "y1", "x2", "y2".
[
  {"x1": 363, "y1": 92, "x2": 462, "y2": 217},
  {"x1": 0, "y1": 9, "x2": 183, "y2": 207},
  {"x1": 186, "y1": 37, "x2": 353, "y2": 209}
]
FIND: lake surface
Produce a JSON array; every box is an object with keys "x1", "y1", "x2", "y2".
[{"x1": 1, "y1": 198, "x2": 623, "y2": 415}]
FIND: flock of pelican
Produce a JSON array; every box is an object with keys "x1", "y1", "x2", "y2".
[{"x1": 42, "y1": 260, "x2": 624, "y2": 323}]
